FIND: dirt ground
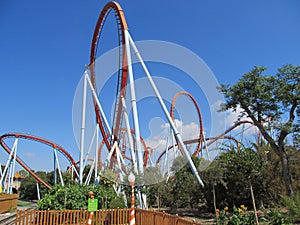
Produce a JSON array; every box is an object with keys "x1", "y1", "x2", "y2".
[
  {"x1": 159, "y1": 208, "x2": 216, "y2": 225},
  {"x1": 183, "y1": 216, "x2": 215, "y2": 225}
]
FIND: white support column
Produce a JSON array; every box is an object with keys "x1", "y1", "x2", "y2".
[
  {"x1": 53, "y1": 150, "x2": 57, "y2": 184},
  {"x1": 85, "y1": 72, "x2": 112, "y2": 136},
  {"x1": 163, "y1": 136, "x2": 170, "y2": 176},
  {"x1": 202, "y1": 132, "x2": 210, "y2": 160},
  {"x1": 121, "y1": 96, "x2": 138, "y2": 173},
  {"x1": 72, "y1": 165, "x2": 79, "y2": 178},
  {"x1": 104, "y1": 141, "x2": 118, "y2": 170},
  {"x1": 80, "y1": 69, "x2": 111, "y2": 184},
  {"x1": 0, "y1": 139, "x2": 18, "y2": 185},
  {"x1": 84, "y1": 161, "x2": 95, "y2": 185},
  {"x1": 127, "y1": 32, "x2": 204, "y2": 187},
  {"x1": 7, "y1": 161, "x2": 13, "y2": 194},
  {"x1": 115, "y1": 144, "x2": 125, "y2": 175},
  {"x1": 171, "y1": 129, "x2": 178, "y2": 158},
  {"x1": 53, "y1": 148, "x2": 64, "y2": 186},
  {"x1": 36, "y1": 182, "x2": 40, "y2": 200},
  {"x1": 95, "y1": 124, "x2": 99, "y2": 182},
  {"x1": 4, "y1": 165, "x2": 11, "y2": 193},
  {"x1": 147, "y1": 147, "x2": 154, "y2": 166},
  {"x1": 124, "y1": 30, "x2": 144, "y2": 175},
  {"x1": 9, "y1": 141, "x2": 18, "y2": 194},
  {"x1": 83, "y1": 125, "x2": 98, "y2": 170},
  {"x1": 79, "y1": 70, "x2": 88, "y2": 184}
]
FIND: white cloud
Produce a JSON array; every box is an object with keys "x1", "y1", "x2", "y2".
[
  {"x1": 174, "y1": 119, "x2": 200, "y2": 140},
  {"x1": 145, "y1": 119, "x2": 200, "y2": 156},
  {"x1": 211, "y1": 100, "x2": 223, "y2": 111},
  {"x1": 224, "y1": 105, "x2": 259, "y2": 138},
  {"x1": 23, "y1": 152, "x2": 36, "y2": 157}
]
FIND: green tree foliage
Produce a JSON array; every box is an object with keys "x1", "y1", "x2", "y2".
[
  {"x1": 143, "y1": 166, "x2": 164, "y2": 185},
  {"x1": 218, "y1": 64, "x2": 300, "y2": 196},
  {"x1": 255, "y1": 142, "x2": 286, "y2": 205},
  {"x1": 96, "y1": 169, "x2": 119, "y2": 188},
  {"x1": 18, "y1": 169, "x2": 29, "y2": 178},
  {"x1": 142, "y1": 166, "x2": 166, "y2": 208},
  {"x1": 146, "y1": 173, "x2": 175, "y2": 209},
  {"x1": 19, "y1": 171, "x2": 49, "y2": 200},
  {"x1": 19, "y1": 170, "x2": 77, "y2": 200},
  {"x1": 169, "y1": 156, "x2": 206, "y2": 210},
  {"x1": 281, "y1": 191, "x2": 300, "y2": 223},
  {"x1": 202, "y1": 160, "x2": 227, "y2": 211},
  {"x1": 146, "y1": 156, "x2": 208, "y2": 210},
  {"x1": 203, "y1": 147, "x2": 267, "y2": 210},
  {"x1": 146, "y1": 180, "x2": 172, "y2": 209},
  {"x1": 145, "y1": 145, "x2": 299, "y2": 213},
  {"x1": 203, "y1": 143, "x2": 300, "y2": 212},
  {"x1": 37, "y1": 184, "x2": 123, "y2": 210},
  {"x1": 47, "y1": 170, "x2": 76, "y2": 186},
  {"x1": 261, "y1": 144, "x2": 300, "y2": 204}
]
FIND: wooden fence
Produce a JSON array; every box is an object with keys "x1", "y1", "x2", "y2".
[
  {"x1": 0, "y1": 193, "x2": 18, "y2": 213},
  {"x1": 16, "y1": 208, "x2": 202, "y2": 225},
  {"x1": 136, "y1": 209, "x2": 201, "y2": 225}
]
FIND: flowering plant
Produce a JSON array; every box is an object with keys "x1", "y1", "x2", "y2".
[{"x1": 216, "y1": 205, "x2": 255, "y2": 225}]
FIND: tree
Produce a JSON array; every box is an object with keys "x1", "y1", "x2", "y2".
[
  {"x1": 18, "y1": 169, "x2": 29, "y2": 178},
  {"x1": 224, "y1": 147, "x2": 265, "y2": 224},
  {"x1": 217, "y1": 147, "x2": 266, "y2": 207},
  {"x1": 19, "y1": 171, "x2": 49, "y2": 200},
  {"x1": 168, "y1": 156, "x2": 206, "y2": 210},
  {"x1": 46, "y1": 170, "x2": 76, "y2": 186},
  {"x1": 202, "y1": 160, "x2": 226, "y2": 212},
  {"x1": 218, "y1": 64, "x2": 300, "y2": 196}
]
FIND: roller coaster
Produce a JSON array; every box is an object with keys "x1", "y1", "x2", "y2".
[{"x1": 0, "y1": 1, "x2": 258, "y2": 207}]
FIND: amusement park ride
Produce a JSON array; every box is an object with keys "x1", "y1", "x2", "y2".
[{"x1": 0, "y1": 2, "x2": 255, "y2": 208}]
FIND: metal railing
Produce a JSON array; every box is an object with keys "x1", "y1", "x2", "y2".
[{"x1": 16, "y1": 208, "x2": 201, "y2": 225}]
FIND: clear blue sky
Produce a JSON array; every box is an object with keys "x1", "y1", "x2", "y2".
[{"x1": 1, "y1": 0, "x2": 299, "y2": 172}]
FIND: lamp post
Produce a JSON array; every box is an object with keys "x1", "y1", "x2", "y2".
[{"x1": 128, "y1": 172, "x2": 136, "y2": 225}]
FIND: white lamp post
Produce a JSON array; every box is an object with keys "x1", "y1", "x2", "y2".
[{"x1": 128, "y1": 172, "x2": 136, "y2": 225}]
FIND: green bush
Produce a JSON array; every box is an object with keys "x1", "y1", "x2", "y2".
[
  {"x1": 109, "y1": 196, "x2": 126, "y2": 209},
  {"x1": 37, "y1": 184, "x2": 120, "y2": 210},
  {"x1": 261, "y1": 209, "x2": 291, "y2": 225},
  {"x1": 281, "y1": 192, "x2": 300, "y2": 223}
]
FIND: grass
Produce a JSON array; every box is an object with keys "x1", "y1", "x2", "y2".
[{"x1": 17, "y1": 200, "x2": 35, "y2": 207}]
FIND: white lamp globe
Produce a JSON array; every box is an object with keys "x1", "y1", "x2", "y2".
[{"x1": 128, "y1": 172, "x2": 135, "y2": 185}]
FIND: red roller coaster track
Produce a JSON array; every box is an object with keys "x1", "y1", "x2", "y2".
[
  {"x1": 89, "y1": 1, "x2": 129, "y2": 151},
  {"x1": 170, "y1": 91, "x2": 204, "y2": 156},
  {"x1": 0, "y1": 133, "x2": 76, "y2": 190},
  {"x1": 96, "y1": 128, "x2": 149, "y2": 171},
  {"x1": 156, "y1": 120, "x2": 253, "y2": 165}
]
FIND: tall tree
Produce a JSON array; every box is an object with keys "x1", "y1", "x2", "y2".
[
  {"x1": 19, "y1": 171, "x2": 49, "y2": 200},
  {"x1": 218, "y1": 64, "x2": 300, "y2": 196},
  {"x1": 219, "y1": 147, "x2": 265, "y2": 225}
]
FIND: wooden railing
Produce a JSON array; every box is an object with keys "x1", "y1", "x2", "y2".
[
  {"x1": 0, "y1": 193, "x2": 18, "y2": 213},
  {"x1": 16, "y1": 208, "x2": 202, "y2": 225},
  {"x1": 136, "y1": 209, "x2": 201, "y2": 225},
  {"x1": 16, "y1": 209, "x2": 129, "y2": 225}
]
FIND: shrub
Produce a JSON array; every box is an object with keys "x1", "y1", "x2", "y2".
[
  {"x1": 261, "y1": 209, "x2": 291, "y2": 225},
  {"x1": 109, "y1": 196, "x2": 126, "y2": 209},
  {"x1": 216, "y1": 205, "x2": 255, "y2": 225},
  {"x1": 37, "y1": 184, "x2": 120, "y2": 210},
  {"x1": 281, "y1": 192, "x2": 300, "y2": 223}
]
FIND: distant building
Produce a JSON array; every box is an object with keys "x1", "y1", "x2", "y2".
[{"x1": 13, "y1": 172, "x2": 25, "y2": 190}]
